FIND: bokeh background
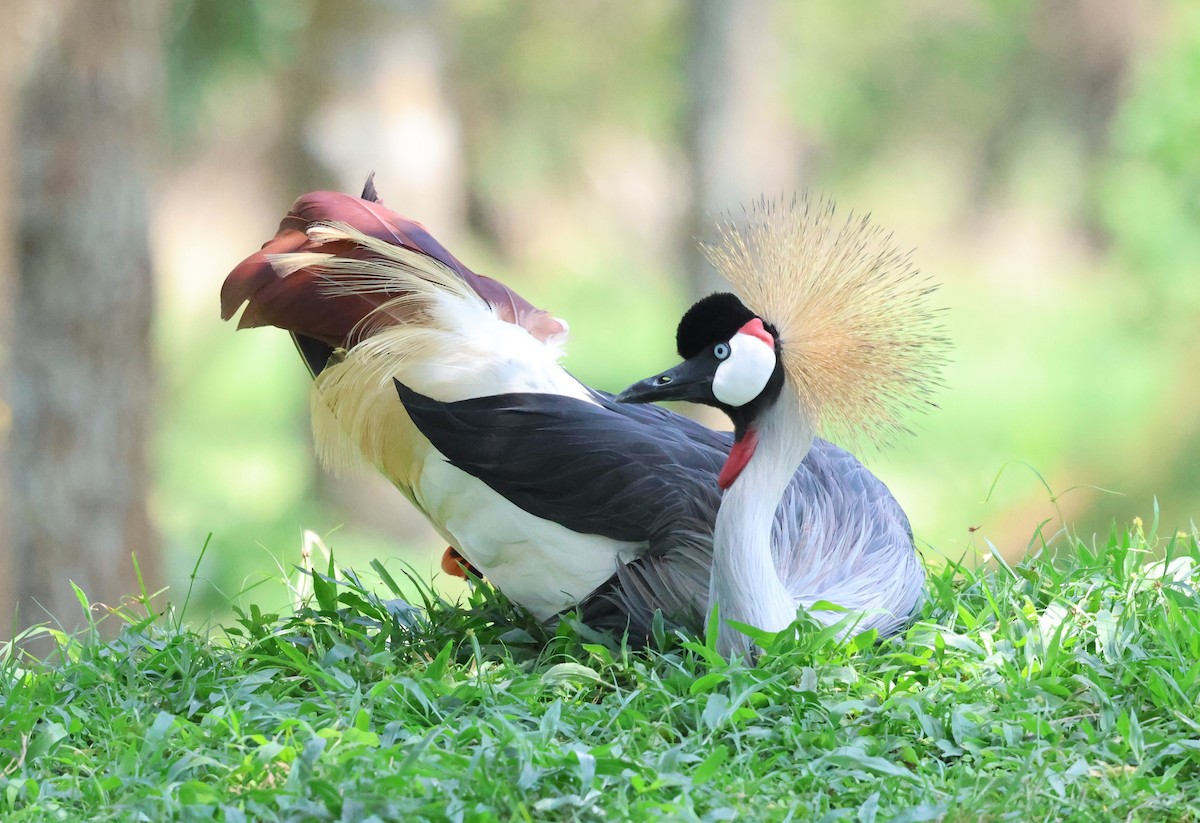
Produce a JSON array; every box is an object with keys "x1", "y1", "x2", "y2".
[{"x1": 1, "y1": 0, "x2": 1197, "y2": 636}]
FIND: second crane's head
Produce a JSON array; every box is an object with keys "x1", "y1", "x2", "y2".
[
  {"x1": 617, "y1": 291, "x2": 789, "y2": 490},
  {"x1": 616, "y1": 196, "x2": 950, "y2": 490},
  {"x1": 617, "y1": 291, "x2": 784, "y2": 436}
]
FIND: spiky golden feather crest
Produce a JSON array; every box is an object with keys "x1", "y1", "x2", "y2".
[{"x1": 706, "y1": 195, "x2": 948, "y2": 444}]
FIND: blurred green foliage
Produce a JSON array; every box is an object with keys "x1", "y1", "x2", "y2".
[
  {"x1": 450, "y1": 1, "x2": 686, "y2": 193},
  {"x1": 166, "y1": 0, "x2": 310, "y2": 139},
  {"x1": 1102, "y1": 4, "x2": 1200, "y2": 296}
]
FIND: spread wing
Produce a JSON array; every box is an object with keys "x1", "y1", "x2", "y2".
[{"x1": 393, "y1": 381, "x2": 729, "y2": 545}]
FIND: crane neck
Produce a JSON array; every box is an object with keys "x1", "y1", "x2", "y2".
[{"x1": 710, "y1": 384, "x2": 816, "y2": 657}]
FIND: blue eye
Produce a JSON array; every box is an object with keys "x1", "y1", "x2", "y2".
[{"x1": 713, "y1": 342, "x2": 731, "y2": 360}]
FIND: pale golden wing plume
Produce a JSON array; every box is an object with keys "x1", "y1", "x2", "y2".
[
  {"x1": 706, "y1": 195, "x2": 949, "y2": 446},
  {"x1": 220, "y1": 188, "x2": 570, "y2": 490}
]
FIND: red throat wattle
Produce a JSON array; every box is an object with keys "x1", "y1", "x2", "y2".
[{"x1": 718, "y1": 428, "x2": 758, "y2": 490}]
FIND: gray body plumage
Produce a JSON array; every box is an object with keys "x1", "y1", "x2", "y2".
[{"x1": 597, "y1": 435, "x2": 924, "y2": 641}]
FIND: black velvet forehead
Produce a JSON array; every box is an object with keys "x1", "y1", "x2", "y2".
[{"x1": 675, "y1": 292, "x2": 757, "y2": 359}]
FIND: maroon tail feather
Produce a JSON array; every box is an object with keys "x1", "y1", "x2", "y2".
[{"x1": 220, "y1": 188, "x2": 565, "y2": 352}]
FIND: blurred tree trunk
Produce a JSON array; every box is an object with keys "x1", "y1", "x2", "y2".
[
  {"x1": 969, "y1": 0, "x2": 1142, "y2": 238},
  {"x1": 9, "y1": 0, "x2": 162, "y2": 639},
  {"x1": 684, "y1": 0, "x2": 802, "y2": 298},
  {"x1": 0, "y1": 4, "x2": 35, "y2": 632}
]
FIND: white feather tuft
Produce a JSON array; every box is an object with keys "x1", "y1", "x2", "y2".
[
  {"x1": 266, "y1": 252, "x2": 334, "y2": 277},
  {"x1": 293, "y1": 220, "x2": 587, "y2": 495}
]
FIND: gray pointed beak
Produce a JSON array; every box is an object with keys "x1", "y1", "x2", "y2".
[{"x1": 616, "y1": 357, "x2": 715, "y2": 404}]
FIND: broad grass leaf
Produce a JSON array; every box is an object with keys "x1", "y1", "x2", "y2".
[
  {"x1": 542, "y1": 662, "x2": 602, "y2": 687},
  {"x1": 824, "y1": 748, "x2": 918, "y2": 783},
  {"x1": 689, "y1": 672, "x2": 727, "y2": 695},
  {"x1": 692, "y1": 744, "x2": 729, "y2": 785}
]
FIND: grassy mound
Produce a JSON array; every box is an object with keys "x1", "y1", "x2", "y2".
[{"x1": 3, "y1": 519, "x2": 1199, "y2": 821}]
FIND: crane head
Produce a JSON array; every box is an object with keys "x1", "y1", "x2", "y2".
[
  {"x1": 705, "y1": 195, "x2": 949, "y2": 447},
  {"x1": 616, "y1": 292, "x2": 784, "y2": 419},
  {"x1": 617, "y1": 291, "x2": 787, "y2": 490}
]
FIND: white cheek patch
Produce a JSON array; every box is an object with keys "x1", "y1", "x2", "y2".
[{"x1": 712, "y1": 333, "x2": 777, "y2": 407}]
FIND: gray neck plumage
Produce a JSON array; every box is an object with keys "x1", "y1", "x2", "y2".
[{"x1": 709, "y1": 384, "x2": 816, "y2": 658}]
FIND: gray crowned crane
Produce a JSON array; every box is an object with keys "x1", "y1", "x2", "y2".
[
  {"x1": 617, "y1": 204, "x2": 946, "y2": 655},
  {"x1": 221, "y1": 181, "x2": 946, "y2": 655}
]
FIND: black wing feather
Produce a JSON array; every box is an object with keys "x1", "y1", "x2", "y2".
[{"x1": 394, "y1": 381, "x2": 728, "y2": 543}]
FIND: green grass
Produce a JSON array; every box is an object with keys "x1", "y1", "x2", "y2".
[{"x1": 4, "y1": 519, "x2": 1200, "y2": 822}]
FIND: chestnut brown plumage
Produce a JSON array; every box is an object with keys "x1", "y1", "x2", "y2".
[{"x1": 220, "y1": 187, "x2": 564, "y2": 357}]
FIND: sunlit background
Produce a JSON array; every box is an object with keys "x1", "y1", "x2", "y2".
[{"x1": 2, "y1": 0, "x2": 1198, "y2": 633}]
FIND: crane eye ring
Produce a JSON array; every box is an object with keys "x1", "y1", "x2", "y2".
[{"x1": 713, "y1": 342, "x2": 731, "y2": 360}]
